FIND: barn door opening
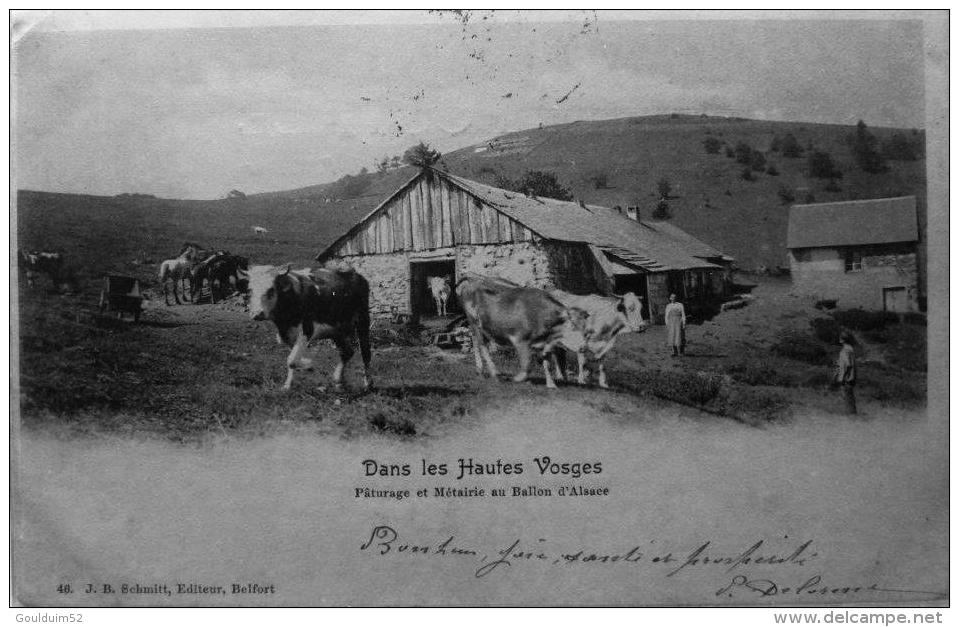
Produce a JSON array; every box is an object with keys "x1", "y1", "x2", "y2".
[
  {"x1": 410, "y1": 259, "x2": 458, "y2": 319},
  {"x1": 614, "y1": 274, "x2": 650, "y2": 320}
]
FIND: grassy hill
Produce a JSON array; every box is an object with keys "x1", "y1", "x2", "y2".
[
  {"x1": 438, "y1": 114, "x2": 927, "y2": 272},
  {"x1": 17, "y1": 114, "x2": 926, "y2": 298}
]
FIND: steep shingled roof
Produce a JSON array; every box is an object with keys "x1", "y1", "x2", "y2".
[
  {"x1": 439, "y1": 171, "x2": 728, "y2": 271},
  {"x1": 787, "y1": 196, "x2": 918, "y2": 249},
  {"x1": 317, "y1": 168, "x2": 732, "y2": 271}
]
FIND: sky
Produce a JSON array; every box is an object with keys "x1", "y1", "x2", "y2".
[{"x1": 13, "y1": 10, "x2": 931, "y2": 199}]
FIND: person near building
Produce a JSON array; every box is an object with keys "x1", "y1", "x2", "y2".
[{"x1": 664, "y1": 293, "x2": 686, "y2": 357}]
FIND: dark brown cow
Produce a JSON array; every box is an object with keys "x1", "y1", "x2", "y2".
[
  {"x1": 243, "y1": 264, "x2": 372, "y2": 391},
  {"x1": 455, "y1": 274, "x2": 578, "y2": 389}
]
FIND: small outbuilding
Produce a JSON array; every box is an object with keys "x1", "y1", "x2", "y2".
[
  {"x1": 786, "y1": 196, "x2": 920, "y2": 312},
  {"x1": 316, "y1": 168, "x2": 733, "y2": 323}
]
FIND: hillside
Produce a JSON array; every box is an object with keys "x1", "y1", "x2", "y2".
[
  {"x1": 17, "y1": 114, "x2": 926, "y2": 292},
  {"x1": 248, "y1": 114, "x2": 926, "y2": 273},
  {"x1": 439, "y1": 114, "x2": 927, "y2": 272}
]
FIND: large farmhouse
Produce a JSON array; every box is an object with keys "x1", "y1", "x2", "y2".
[
  {"x1": 786, "y1": 196, "x2": 920, "y2": 312},
  {"x1": 316, "y1": 168, "x2": 733, "y2": 323}
]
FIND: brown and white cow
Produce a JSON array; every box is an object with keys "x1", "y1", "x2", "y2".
[
  {"x1": 549, "y1": 290, "x2": 648, "y2": 389},
  {"x1": 456, "y1": 274, "x2": 576, "y2": 389},
  {"x1": 428, "y1": 275, "x2": 451, "y2": 316},
  {"x1": 243, "y1": 264, "x2": 372, "y2": 392}
]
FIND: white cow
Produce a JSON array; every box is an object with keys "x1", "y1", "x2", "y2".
[
  {"x1": 252, "y1": 226, "x2": 268, "y2": 235},
  {"x1": 428, "y1": 276, "x2": 451, "y2": 317},
  {"x1": 550, "y1": 290, "x2": 648, "y2": 389}
]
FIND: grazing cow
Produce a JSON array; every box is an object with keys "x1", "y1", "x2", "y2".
[
  {"x1": 252, "y1": 226, "x2": 268, "y2": 235},
  {"x1": 428, "y1": 275, "x2": 451, "y2": 316},
  {"x1": 242, "y1": 264, "x2": 372, "y2": 391},
  {"x1": 550, "y1": 290, "x2": 648, "y2": 388},
  {"x1": 456, "y1": 274, "x2": 575, "y2": 389},
  {"x1": 19, "y1": 250, "x2": 63, "y2": 288}
]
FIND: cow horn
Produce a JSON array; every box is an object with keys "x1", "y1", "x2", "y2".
[{"x1": 281, "y1": 263, "x2": 292, "y2": 275}]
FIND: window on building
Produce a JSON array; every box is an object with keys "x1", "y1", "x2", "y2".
[
  {"x1": 844, "y1": 249, "x2": 863, "y2": 273},
  {"x1": 793, "y1": 249, "x2": 811, "y2": 262}
]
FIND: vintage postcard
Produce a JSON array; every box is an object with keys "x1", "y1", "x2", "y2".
[{"x1": 10, "y1": 10, "x2": 948, "y2": 608}]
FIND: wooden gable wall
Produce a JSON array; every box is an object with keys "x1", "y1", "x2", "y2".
[{"x1": 330, "y1": 174, "x2": 535, "y2": 256}]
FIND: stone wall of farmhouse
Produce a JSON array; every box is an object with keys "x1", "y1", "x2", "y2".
[
  {"x1": 455, "y1": 241, "x2": 554, "y2": 288},
  {"x1": 339, "y1": 241, "x2": 607, "y2": 317},
  {"x1": 541, "y1": 242, "x2": 601, "y2": 294},
  {"x1": 337, "y1": 252, "x2": 410, "y2": 316},
  {"x1": 789, "y1": 247, "x2": 919, "y2": 311}
]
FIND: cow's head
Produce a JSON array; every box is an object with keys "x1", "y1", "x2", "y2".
[
  {"x1": 618, "y1": 292, "x2": 648, "y2": 332},
  {"x1": 242, "y1": 264, "x2": 295, "y2": 321}
]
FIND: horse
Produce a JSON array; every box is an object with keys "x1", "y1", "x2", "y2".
[
  {"x1": 190, "y1": 252, "x2": 249, "y2": 303},
  {"x1": 158, "y1": 250, "x2": 196, "y2": 305}
]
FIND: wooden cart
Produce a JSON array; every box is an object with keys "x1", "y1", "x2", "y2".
[{"x1": 98, "y1": 275, "x2": 143, "y2": 322}]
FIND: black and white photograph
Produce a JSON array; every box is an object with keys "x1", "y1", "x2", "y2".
[{"x1": 10, "y1": 10, "x2": 949, "y2": 610}]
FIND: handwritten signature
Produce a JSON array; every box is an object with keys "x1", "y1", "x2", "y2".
[
  {"x1": 716, "y1": 574, "x2": 946, "y2": 600},
  {"x1": 358, "y1": 525, "x2": 946, "y2": 600}
]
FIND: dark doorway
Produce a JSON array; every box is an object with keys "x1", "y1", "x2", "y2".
[
  {"x1": 410, "y1": 259, "x2": 458, "y2": 318},
  {"x1": 666, "y1": 271, "x2": 686, "y2": 301},
  {"x1": 614, "y1": 274, "x2": 650, "y2": 320}
]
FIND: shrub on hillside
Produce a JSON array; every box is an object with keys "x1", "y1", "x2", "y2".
[
  {"x1": 832, "y1": 308, "x2": 899, "y2": 332},
  {"x1": 902, "y1": 312, "x2": 926, "y2": 326},
  {"x1": 740, "y1": 168, "x2": 755, "y2": 181},
  {"x1": 772, "y1": 330, "x2": 831, "y2": 365},
  {"x1": 725, "y1": 146, "x2": 735, "y2": 158},
  {"x1": 780, "y1": 133, "x2": 804, "y2": 158},
  {"x1": 726, "y1": 361, "x2": 796, "y2": 387},
  {"x1": 590, "y1": 172, "x2": 610, "y2": 189},
  {"x1": 848, "y1": 120, "x2": 888, "y2": 174},
  {"x1": 631, "y1": 370, "x2": 722, "y2": 406},
  {"x1": 766, "y1": 164, "x2": 779, "y2": 176},
  {"x1": 497, "y1": 170, "x2": 574, "y2": 201},
  {"x1": 734, "y1": 142, "x2": 754, "y2": 165},
  {"x1": 750, "y1": 150, "x2": 767, "y2": 171},
  {"x1": 719, "y1": 387, "x2": 792, "y2": 426},
  {"x1": 657, "y1": 176, "x2": 672, "y2": 199},
  {"x1": 810, "y1": 317, "x2": 841, "y2": 345},
  {"x1": 808, "y1": 151, "x2": 843, "y2": 179},
  {"x1": 652, "y1": 199, "x2": 671, "y2": 219},
  {"x1": 777, "y1": 185, "x2": 795, "y2": 205},
  {"x1": 824, "y1": 178, "x2": 842, "y2": 193},
  {"x1": 866, "y1": 377, "x2": 925, "y2": 406},
  {"x1": 882, "y1": 132, "x2": 924, "y2": 161},
  {"x1": 703, "y1": 136, "x2": 723, "y2": 154}
]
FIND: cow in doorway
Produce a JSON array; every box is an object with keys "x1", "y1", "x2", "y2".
[
  {"x1": 455, "y1": 274, "x2": 580, "y2": 389},
  {"x1": 428, "y1": 276, "x2": 452, "y2": 316},
  {"x1": 242, "y1": 264, "x2": 372, "y2": 392},
  {"x1": 550, "y1": 290, "x2": 648, "y2": 388}
]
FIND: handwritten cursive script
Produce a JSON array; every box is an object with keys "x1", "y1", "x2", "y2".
[{"x1": 358, "y1": 525, "x2": 946, "y2": 601}]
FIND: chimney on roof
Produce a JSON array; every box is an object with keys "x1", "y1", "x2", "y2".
[{"x1": 626, "y1": 205, "x2": 639, "y2": 222}]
